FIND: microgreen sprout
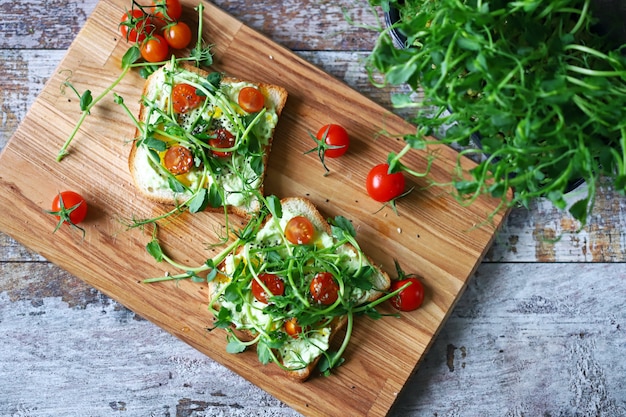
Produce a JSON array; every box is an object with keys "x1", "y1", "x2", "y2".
[
  {"x1": 367, "y1": 0, "x2": 626, "y2": 227},
  {"x1": 142, "y1": 195, "x2": 396, "y2": 376},
  {"x1": 57, "y1": 2, "x2": 214, "y2": 161}
]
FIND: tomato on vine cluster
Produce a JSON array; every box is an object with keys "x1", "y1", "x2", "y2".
[{"x1": 119, "y1": 0, "x2": 193, "y2": 63}]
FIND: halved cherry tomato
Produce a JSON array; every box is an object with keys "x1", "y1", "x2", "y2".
[
  {"x1": 172, "y1": 83, "x2": 203, "y2": 113},
  {"x1": 208, "y1": 129, "x2": 236, "y2": 158},
  {"x1": 163, "y1": 21, "x2": 192, "y2": 49},
  {"x1": 284, "y1": 216, "x2": 315, "y2": 245},
  {"x1": 365, "y1": 163, "x2": 406, "y2": 202},
  {"x1": 309, "y1": 272, "x2": 339, "y2": 305},
  {"x1": 163, "y1": 145, "x2": 193, "y2": 174},
  {"x1": 238, "y1": 87, "x2": 265, "y2": 113},
  {"x1": 120, "y1": 9, "x2": 153, "y2": 43},
  {"x1": 140, "y1": 35, "x2": 170, "y2": 63},
  {"x1": 251, "y1": 273, "x2": 285, "y2": 304},
  {"x1": 390, "y1": 277, "x2": 424, "y2": 312},
  {"x1": 50, "y1": 191, "x2": 88, "y2": 228},
  {"x1": 151, "y1": 0, "x2": 183, "y2": 22},
  {"x1": 284, "y1": 317, "x2": 303, "y2": 339},
  {"x1": 316, "y1": 124, "x2": 349, "y2": 158}
]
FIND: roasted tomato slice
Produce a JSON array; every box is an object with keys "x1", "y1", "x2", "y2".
[
  {"x1": 284, "y1": 317, "x2": 303, "y2": 339},
  {"x1": 163, "y1": 145, "x2": 193, "y2": 175},
  {"x1": 209, "y1": 129, "x2": 236, "y2": 158},
  {"x1": 309, "y1": 272, "x2": 339, "y2": 305},
  {"x1": 284, "y1": 215, "x2": 315, "y2": 245},
  {"x1": 251, "y1": 273, "x2": 285, "y2": 304},
  {"x1": 172, "y1": 83, "x2": 203, "y2": 113},
  {"x1": 238, "y1": 86, "x2": 265, "y2": 113}
]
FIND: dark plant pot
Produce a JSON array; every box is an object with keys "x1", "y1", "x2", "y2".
[{"x1": 383, "y1": 4, "x2": 587, "y2": 194}]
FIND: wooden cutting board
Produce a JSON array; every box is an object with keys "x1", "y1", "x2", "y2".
[{"x1": 0, "y1": 0, "x2": 508, "y2": 415}]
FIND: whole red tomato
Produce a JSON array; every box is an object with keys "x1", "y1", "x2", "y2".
[
  {"x1": 120, "y1": 9, "x2": 153, "y2": 43},
  {"x1": 171, "y1": 83, "x2": 204, "y2": 113},
  {"x1": 163, "y1": 21, "x2": 192, "y2": 50},
  {"x1": 151, "y1": 0, "x2": 183, "y2": 22},
  {"x1": 48, "y1": 191, "x2": 88, "y2": 235},
  {"x1": 366, "y1": 163, "x2": 406, "y2": 202},
  {"x1": 390, "y1": 277, "x2": 424, "y2": 312},
  {"x1": 238, "y1": 87, "x2": 265, "y2": 113},
  {"x1": 140, "y1": 35, "x2": 170, "y2": 63},
  {"x1": 251, "y1": 273, "x2": 285, "y2": 304},
  {"x1": 316, "y1": 124, "x2": 349, "y2": 158},
  {"x1": 309, "y1": 272, "x2": 339, "y2": 305},
  {"x1": 284, "y1": 215, "x2": 315, "y2": 245}
]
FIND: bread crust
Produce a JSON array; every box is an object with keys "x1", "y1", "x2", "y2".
[
  {"x1": 128, "y1": 63, "x2": 288, "y2": 218},
  {"x1": 208, "y1": 197, "x2": 391, "y2": 381}
]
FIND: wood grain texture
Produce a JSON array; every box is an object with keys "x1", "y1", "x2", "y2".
[
  {"x1": 2, "y1": 263, "x2": 625, "y2": 416},
  {"x1": 0, "y1": 0, "x2": 506, "y2": 416},
  {"x1": 3, "y1": 54, "x2": 625, "y2": 263},
  {"x1": 3, "y1": 1, "x2": 626, "y2": 416}
]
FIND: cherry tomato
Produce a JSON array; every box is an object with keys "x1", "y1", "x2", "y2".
[
  {"x1": 316, "y1": 124, "x2": 349, "y2": 158},
  {"x1": 366, "y1": 163, "x2": 406, "y2": 202},
  {"x1": 208, "y1": 129, "x2": 236, "y2": 158},
  {"x1": 284, "y1": 216, "x2": 315, "y2": 245},
  {"x1": 251, "y1": 273, "x2": 285, "y2": 304},
  {"x1": 390, "y1": 277, "x2": 424, "y2": 312},
  {"x1": 172, "y1": 83, "x2": 203, "y2": 113},
  {"x1": 238, "y1": 87, "x2": 265, "y2": 113},
  {"x1": 163, "y1": 145, "x2": 193, "y2": 174},
  {"x1": 163, "y1": 21, "x2": 192, "y2": 49},
  {"x1": 120, "y1": 9, "x2": 153, "y2": 43},
  {"x1": 140, "y1": 35, "x2": 170, "y2": 63},
  {"x1": 309, "y1": 272, "x2": 339, "y2": 305},
  {"x1": 284, "y1": 317, "x2": 303, "y2": 339},
  {"x1": 151, "y1": 0, "x2": 183, "y2": 22},
  {"x1": 49, "y1": 191, "x2": 88, "y2": 230}
]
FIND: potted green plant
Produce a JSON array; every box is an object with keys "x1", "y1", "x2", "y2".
[{"x1": 366, "y1": 0, "x2": 626, "y2": 227}]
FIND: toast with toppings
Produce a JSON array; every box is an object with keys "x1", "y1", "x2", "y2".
[
  {"x1": 208, "y1": 197, "x2": 391, "y2": 381},
  {"x1": 129, "y1": 62, "x2": 288, "y2": 217}
]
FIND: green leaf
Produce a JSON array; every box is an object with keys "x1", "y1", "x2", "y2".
[
  {"x1": 167, "y1": 176, "x2": 186, "y2": 193},
  {"x1": 404, "y1": 134, "x2": 427, "y2": 150},
  {"x1": 213, "y1": 307, "x2": 233, "y2": 329},
  {"x1": 144, "y1": 137, "x2": 167, "y2": 152},
  {"x1": 223, "y1": 284, "x2": 240, "y2": 303},
  {"x1": 207, "y1": 183, "x2": 223, "y2": 208},
  {"x1": 250, "y1": 155, "x2": 264, "y2": 176},
  {"x1": 266, "y1": 195, "x2": 282, "y2": 219},
  {"x1": 146, "y1": 240, "x2": 163, "y2": 262},
  {"x1": 122, "y1": 45, "x2": 141, "y2": 68},
  {"x1": 456, "y1": 36, "x2": 482, "y2": 51},
  {"x1": 331, "y1": 215, "x2": 356, "y2": 239},
  {"x1": 256, "y1": 340, "x2": 272, "y2": 364},
  {"x1": 188, "y1": 188, "x2": 209, "y2": 213},
  {"x1": 386, "y1": 61, "x2": 419, "y2": 85},
  {"x1": 226, "y1": 336, "x2": 247, "y2": 354},
  {"x1": 206, "y1": 268, "x2": 218, "y2": 283},
  {"x1": 569, "y1": 198, "x2": 589, "y2": 222},
  {"x1": 79, "y1": 90, "x2": 93, "y2": 112}
]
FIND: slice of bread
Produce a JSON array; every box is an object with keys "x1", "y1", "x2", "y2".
[
  {"x1": 208, "y1": 197, "x2": 391, "y2": 381},
  {"x1": 129, "y1": 62, "x2": 288, "y2": 217}
]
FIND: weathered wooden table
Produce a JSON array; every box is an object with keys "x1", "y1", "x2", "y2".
[{"x1": 2, "y1": 1, "x2": 625, "y2": 415}]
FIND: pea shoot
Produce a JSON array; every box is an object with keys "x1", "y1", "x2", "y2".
[
  {"x1": 57, "y1": 3, "x2": 214, "y2": 161},
  {"x1": 142, "y1": 195, "x2": 400, "y2": 378},
  {"x1": 368, "y1": 0, "x2": 626, "y2": 227}
]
